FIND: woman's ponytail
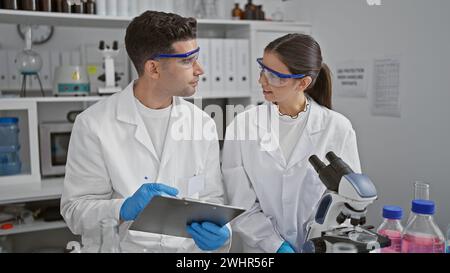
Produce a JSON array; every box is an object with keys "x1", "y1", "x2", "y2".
[{"x1": 306, "y1": 63, "x2": 332, "y2": 109}]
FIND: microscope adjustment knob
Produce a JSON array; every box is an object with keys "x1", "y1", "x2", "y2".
[
  {"x1": 336, "y1": 212, "x2": 347, "y2": 225},
  {"x1": 360, "y1": 217, "x2": 367, "y2": 226},
  {"x1": 350, "y1": 218, "x2": 360, "y2": 226}
]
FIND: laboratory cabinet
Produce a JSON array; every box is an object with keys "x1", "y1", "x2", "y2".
[{"x1": 0, "y1": 8, "x2": 310, "y2": 253}]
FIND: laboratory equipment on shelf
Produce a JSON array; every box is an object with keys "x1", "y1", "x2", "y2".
[
  {"x1": 97, "y1": 40, "x2": 122, "y2": 95},
  {"x1": 302, "y1": 152, "x2": 390, "y2": 253},
  {"x1": 0, "y1": 117, "x2": 21, "y2": 176},
  {"x1": 401, "y1": 200, "x2": 445, "y2": 253},
  {"x1": 376, "y1": 206, "x2": 404, "y2": 253},
  {"x1": 53, "y1": 65, "x2": 90, "y2": 96},
  {"x1": 15, "y1": 25, "x2": 45, "y2": 97}
]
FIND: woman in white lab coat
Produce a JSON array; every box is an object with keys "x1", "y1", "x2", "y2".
[{"x1": 222, "y1": 34, "x2": 361, "y2": 253}]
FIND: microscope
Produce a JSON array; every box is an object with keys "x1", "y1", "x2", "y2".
[
  {"x1": 302, "y1": 152, "x2": 390, "y2": 253},
  {"x1": 98, "y1": 40, "x2": 122, "y2": 95}
]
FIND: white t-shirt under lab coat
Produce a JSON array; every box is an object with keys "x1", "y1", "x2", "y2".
[
  {"x1": 135, "y1": 98, "x2": 172, "y2": 161},
  {"x1": 277, "y1": 98, "x2": 310, "y2": 162}
]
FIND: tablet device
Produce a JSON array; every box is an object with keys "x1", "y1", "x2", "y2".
[{"x1": 129, "y1": 195, "x2": 246, "y2": 238}]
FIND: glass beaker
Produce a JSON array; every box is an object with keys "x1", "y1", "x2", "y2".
[{"x1": 98, "y1": 218, "x2": 122, "y2": 253}]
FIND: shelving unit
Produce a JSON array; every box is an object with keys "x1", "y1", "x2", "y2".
[
  {"x1": 0, "y1": 178, "x2": 63, "y2": 205},
  {"x1": 0, "y1": 9, "x2": 306, "y2": 29},
  {"x1": 0, "y1": 219, "x2": 66, "y2": 236}
]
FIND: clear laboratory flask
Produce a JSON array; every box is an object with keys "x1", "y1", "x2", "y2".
[
  {"x1": 98, "y1": 218, "x2": 122, "y2": 253},
  {"x1": 413, "y1": 181, "x2": 430, "y2": 200},
  {"x1": 406, "y1": 181, "x2": 430, "y2": 226}
]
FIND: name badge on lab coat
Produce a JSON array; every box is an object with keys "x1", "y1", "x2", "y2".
[{"x1": 188, "y1": 174, "x2": 205, "y2": 198}]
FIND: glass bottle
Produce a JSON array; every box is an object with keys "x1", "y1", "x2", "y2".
[
  {"x1": 255, "y1": 5, "x2": 264, "y2": 20},
  {"x1": 98, "y1": 218, "x2": 122, "y2": 253},
  {"x1": 83, "y1": 0, "x2": 96, "y2": 14},
  {"x1": 231, "y1": 3, "x2": 243, "y2": 20},
  {"x1": 244, "y1": 0, "x2": 256, "y2": 20},
  {"x1": 401, "y1": 200, "x2": 445, "y2": 253},
  {"x1": 376, "y1": 206, "x2": 404, "y2": 253},
  {"x1": 38, "y1": 0, "x2": 52, "y2": 11},
  {"x1": 446, "y1": 224, "x2": 450, "y2": 253}
]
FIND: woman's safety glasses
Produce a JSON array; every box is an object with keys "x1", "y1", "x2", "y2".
[
  {"x1": 257, "y1": 58, "x2": 306, "y2": 87},
  {"x1": 151, "y1": 47, "x2": 200, "y2": 68}
]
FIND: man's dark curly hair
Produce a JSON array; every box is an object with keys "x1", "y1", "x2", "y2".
[{"x1": 125, "y1": 11, "x2": 197, "y2": 76}]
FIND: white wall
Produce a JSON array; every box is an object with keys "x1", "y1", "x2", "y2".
[{"x1": 284, "y1": 0, "x2": 450, "y2": 230}]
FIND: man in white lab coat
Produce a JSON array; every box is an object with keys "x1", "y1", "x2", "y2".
[{"x1": 61, "y1": 11, "x2": 230, "y2": 253}]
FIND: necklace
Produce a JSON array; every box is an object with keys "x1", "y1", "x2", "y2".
[{"x1": 277, "y1": 98, "x2": 310, "y2": 119}]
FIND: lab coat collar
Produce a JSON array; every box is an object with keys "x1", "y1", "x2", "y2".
[
  {"x1": 254, "y1": 96, "x2": 327, "y2": 169},
  {"x1": 116, "y1": 82, "x2": 189, "y2": 164}
]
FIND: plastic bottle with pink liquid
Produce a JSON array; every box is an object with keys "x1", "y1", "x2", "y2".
[
  {"x1": 377, "y1": 206, "x2": 404, "y2": 253},
  {"x1": 401, "y1": 200, "x2": 445, "y2": 253}
]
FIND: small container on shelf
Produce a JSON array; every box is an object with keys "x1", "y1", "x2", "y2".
[
  {"x1": 231, "y1": 3, "x2": 243, "y2": 20},
  {"x1": 38, "y1": 0, "x2": 52, "y2": 11},
  {"x1": 21, "y1": 0, "x2": 37, "y2": 11},
  {"x1": 83, "y1": 0, "x2": 96, "y2": 14},
  {"x1": 1, "y1": 0, "x2": 20, "y2": 10}
]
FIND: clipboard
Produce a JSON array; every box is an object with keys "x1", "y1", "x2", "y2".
[{"x1": 129, "y1": 195, "x2": 246, "y2": 238}]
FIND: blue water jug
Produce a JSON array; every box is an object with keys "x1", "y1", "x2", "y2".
[{"x1": 0, "y1": 117, "x2": 22, "y2": 176}]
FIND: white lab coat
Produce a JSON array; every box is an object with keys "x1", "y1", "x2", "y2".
[
  {"x1": 222, "y1": 97, "x2": 361, "y2": 253},
  {"x1": 60, "y1": 82, "x2": 230, "y2": 253}
]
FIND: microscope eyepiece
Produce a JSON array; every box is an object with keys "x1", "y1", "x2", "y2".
[
  {"x1": 99, "y1": 40, "x2": 105, "y2": 50},
  {"x1": 325, "y1": 151, "x2": 339, "y2": 163},
  {"x1": 309, "y1": 155, "x2": 326, "y2": 173}
]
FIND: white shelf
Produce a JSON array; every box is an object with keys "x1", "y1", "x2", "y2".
[
  {"x1": 0, "y1": 178, "x2": 63, "y2": 205},
  {"x1": 0, "y1": 96, "x2": 104, "y2": 103},
  {"x1": 0, "y1": 219, "x2": 67, "y2": 236},
  {"x1": 0, "y1": 9, "x2": 131, "y2": 28},
  {"x1": 0, "y1": 9, "x2": 307, "y2": 29}
]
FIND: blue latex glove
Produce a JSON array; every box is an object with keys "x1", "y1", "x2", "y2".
[
  {"x1": 120, "y1": 183, "x2": 178, "y2": 221},
  {"x1": 277, "y1": 241, "x2": 295, "y2": 253},
  {"x1": 186, "y1": 222, "x2": 230, "y2": 251}
]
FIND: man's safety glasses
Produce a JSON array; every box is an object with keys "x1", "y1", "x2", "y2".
[
  {"x1": 257, "y1": 58, "x2": 306, "y2": 87},
  {"x1": 151, "y1": 47, "x2": 200, "y2": 68}
]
